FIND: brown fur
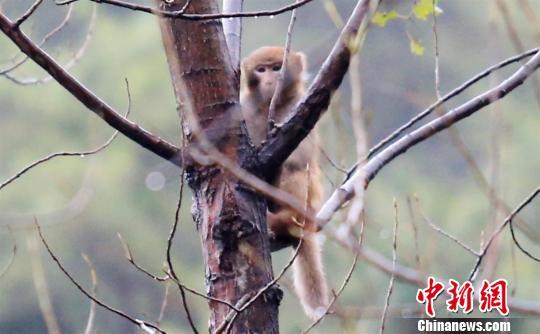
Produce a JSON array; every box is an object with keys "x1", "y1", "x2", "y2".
[{"x1": 241, "y1": 46, "x2": 329, "y2": 319}]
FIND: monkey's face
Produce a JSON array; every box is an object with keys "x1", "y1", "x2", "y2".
[
  {"x1": 252, "y1": 62, "x2": 282, "y2": 103},
  {"x1": 242, "y1": 46, "x2": 306, "y2": 105}
]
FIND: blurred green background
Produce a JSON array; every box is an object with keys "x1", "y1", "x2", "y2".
[{"x1": 1, "y1": 0, "x2": 540, "y2": 333}]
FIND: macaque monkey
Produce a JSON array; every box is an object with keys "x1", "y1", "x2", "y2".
[{"x1": 241, "y1": 46, "x2": 329, "y2": 319}]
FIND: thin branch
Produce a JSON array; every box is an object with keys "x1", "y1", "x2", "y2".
[
  {"x1": 166, "y1": 275, "x2": 239, "y2": 311},
  {"x1": 81, "y1": 254, "x2": 97, "y2": 334},
  {"x1": 0, "y1": 13, "x2": 183, "y2": 166},
  {"x1": 468, "y1": 185, "x2": 540, "y2": 281},
  {"x1": 327, "y1": 218, "x2": 540, "y2": 317},
  {"x1": 156, "y1": 282, "x2": 171, "y2": 326},
  {"x1": 379, "y1": 200, "x2": 399, "y2": 334},
  {"x1": 268, "y1": 0, "x2": 299, "y2": 122},
  {"x1": 318, "y1": 50, "x2": 540, "y2": 230},
  {"x1": 57, "y1": 0, "x2": 314, "y2": 20},
  {"x1": 117, "y1": 233, "x2": 169, "y2": 281},
  {"x1": 0, "y1": 4, "x2": 74, "y2": 75},
  {"x1": 13, "y1": 0, "x2": 44, "y2": 28},
  {"x1": 325, "y1": 226, "x2": 424, "y2": 286},
  {"x1": 27, "y1": 232, "x2": 61, "y2": 334},
  {"x1": 36, "y1": 223, "x2": 167, "y2": 334},
  {"x1": 415, "y1": 196, "x2": 479, "y2": 256},
  {"x1": 0, "y1": 78, "x2": 132, "y2": 191},
  {"x1": 406, "y1": 196, "x2": 422, "y2": 269},
  {"x1": 259, "y1": 0, "x2": 372, "y2": 174},
  {"x1": 166, "y1": 171, "x2": 199, "y2": 334},
  {"x1": 345, "y1": 47, "x2": 540, "y2": 180},
  {"x1": 5, "y1": 4, "x2": 98, "y2": 86},
  {"x1": 319, "y1": 145, "x2": 348, "y2": 174},
  {"x1": 508, "y1": 213, "x2": 540, "y2": 262}
]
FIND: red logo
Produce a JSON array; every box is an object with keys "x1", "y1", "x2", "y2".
[
  {"x1": 446, "y1": 279, "x2": 474, "y2": 314},
  {"x1": 478, "y1": 279, "x2": 509, "y2": 316},
  {"x1": 416, "y1": 277, "x2": 509, "y2": 317},
  {"x1": 416, "y1": 276, "x2": 445, "y2": 317}
]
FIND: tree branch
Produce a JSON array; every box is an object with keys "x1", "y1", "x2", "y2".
[
  {"x1": 57, "y1": 0, "x2": 314, "y2": 20},
  {"x1": 258, "y1": 0, "x2": 372, "y2": 175},
  {"x1": 0, "y1": 13, "x2": 184, "y2": 166},
  {"x1": 317, "y1": 50, "x2": 540, "y2": 229}
]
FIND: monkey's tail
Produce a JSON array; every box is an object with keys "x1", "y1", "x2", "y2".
[{"x1": 292, "y1": 233, "x2": 329, "y2": 320}]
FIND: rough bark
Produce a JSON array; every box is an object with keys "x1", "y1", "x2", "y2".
[{"x1": 155, "y1": 0, "x2": 280, "y2": 332}]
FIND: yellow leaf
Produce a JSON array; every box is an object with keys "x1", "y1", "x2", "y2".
[
  {"x1": 413, "y1": 0, "x2": 441, "y2": 20},
  {"x1": 372, "y1": 10, "x2": 398, "y2": 27},
  {"x1": 409, "y1": 37, "x2": 425, "y2": 56}
]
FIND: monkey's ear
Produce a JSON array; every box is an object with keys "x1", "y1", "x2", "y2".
[{"x1": 289, "y1": 51, "x2": 307, "y2": 78}]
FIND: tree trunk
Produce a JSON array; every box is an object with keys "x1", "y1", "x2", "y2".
[{"x1": 155, "y1": 1, "x2": 281, "y2": 332}]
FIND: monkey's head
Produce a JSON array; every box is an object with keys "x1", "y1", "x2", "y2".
[{"x1": 241, "y1": 46, "x2": 306, "y2": 104}]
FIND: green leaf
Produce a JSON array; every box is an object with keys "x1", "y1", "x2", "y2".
[
  {"x1": 372, "y1": 10, "x2": 399, "y2": 27},
  {"x1": 413, "y1": 0, "x2": 441, "y2": 20},
  {"x1": 409, "y1": 37, "x2": 425, "y2": 56}
]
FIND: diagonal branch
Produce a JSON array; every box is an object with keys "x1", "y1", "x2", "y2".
[
  {"x1": 0, "y1": 13, "x2": 184, "y2": 167},
  {"x1": 317, "y1": 49, "x2": 540, "y2": 229},
  {"x1": 258, "y1": 0, "x2": 372, "y2": 175}
]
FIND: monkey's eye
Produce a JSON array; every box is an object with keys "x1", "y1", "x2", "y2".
[
  {"x1": 272, "y1": 65, "x2": 281, "y2": 71},
  {"x1": 256, "y1": 66, "x2": 266, "y2": 73}
]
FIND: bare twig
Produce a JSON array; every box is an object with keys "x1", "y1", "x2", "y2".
[
  {"x1": 0, "y1": 4, "x2": 74, "y2": 75},
  {"x1": 259, "y1": 0, "x2": 372, "y2": 174},
  {"x1": 27, "y1": 232, "x2": 61, "y2": 334},
  {"x1": 156, "y1": 282, "x2": 171, "y2": 325},
  {"x1": 406, "y1": 196, "x2": 421, "y2": 269},
  {"x1": 268, "y1": 0, "x2": 299, "y2": 122},
  {"x1": 345, "y1": 47, "x2": 540, "y2": 180},
  {"x1": 319, "y1": 145, "x2": 348, "y2": 174},
  {"x1": 5, "y1": 4, "x2": 98, "y2": 86},
  {"x1": 57, "y1": 0, "x2": 314, "y2": 20},
  {"x1": 380, "y1": 200, "x2": 399, "y2": 334},
  {"x1": 0, "y1": 13, "x2": 183, "y2": 166},
  {"x1": 318, "y1": 50, "x2": 540, "y2": 230},
  {"x1": 81, "y1": 254, "x2": 97, "y2": 334},
  {"x1": 415, "y1": 196, "x2": 479, "y2": 256},
  {"x1": 117, "y1": 233, "x2": 169, "y2": 281},
  {"x1": 469, "y1": 185, "x2": 540, "y2": 281},
  {"x1": 0, "y1": 78, "x2": 131, "y2": 191},
  {"x1": 13, "y1": 0, "x2": 44, "y2": 28},
  {"x1": 36, "y1": 223, "x2": 167, "y2": 333},
  {"x1": 166, "y1": 171, "x2": 199, "y2": 334},
  {"x1": 508, "y1": 213, "x2": 540, "y2": 262}
]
